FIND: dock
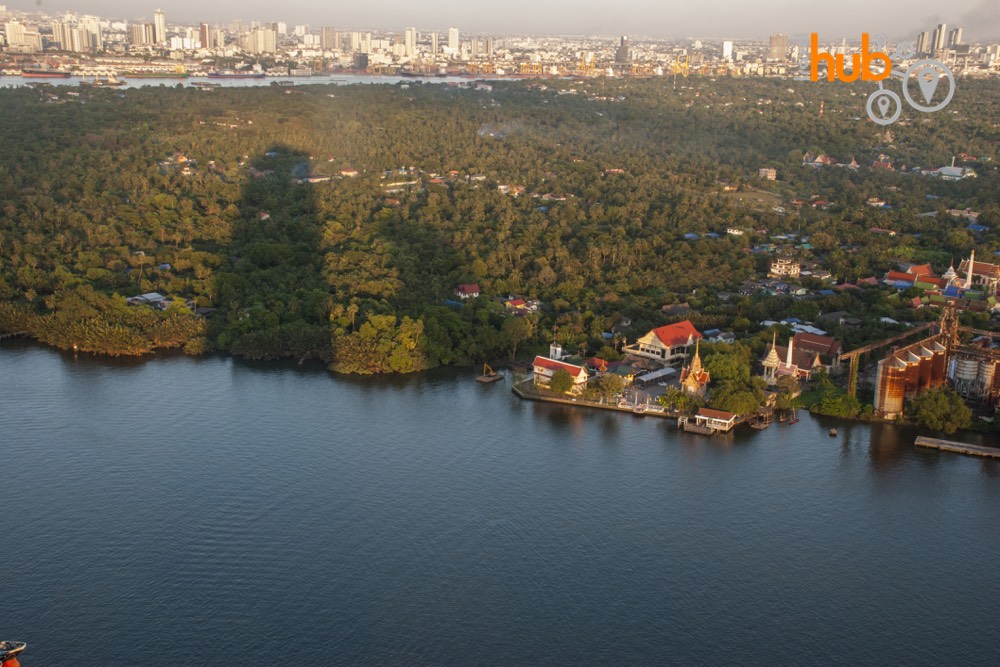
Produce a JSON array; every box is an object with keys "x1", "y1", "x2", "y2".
[
  {"x1": 914, "y1": 436, "x2": 1000, "y2": 459},
  {"x1": 0, "y1": 331, "x2": 27, "y2": 341},
  {"x1": 511, "y1": 381, "x2": 675, "y2": 419}
]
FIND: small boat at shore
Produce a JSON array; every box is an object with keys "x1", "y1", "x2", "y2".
[{"x1": 0, "y1": 641, "x2": 26, "y2": 661}]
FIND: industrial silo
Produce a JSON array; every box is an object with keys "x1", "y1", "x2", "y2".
[
  {"x1": 930, "y1": 341, "x2": 947, "y2": 388},
  {"x1": 875, "y1": 356, "x2": 907, "y2": 418}
]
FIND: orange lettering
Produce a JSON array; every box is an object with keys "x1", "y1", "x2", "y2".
[
  {"x1": 811, "y1": 32, "x2": 892, "y2": 83},
  {"x1": 860, "y1": 33, "x2": 891, "y2": 81},
  {"x1": 809, "y1": 33, "x2": 835, "y2": 81}
]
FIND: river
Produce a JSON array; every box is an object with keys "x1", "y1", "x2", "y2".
[
  {"x1": 1, "y1": 341, "x2": 998, "y2": 666},
  {"x1": 0, "y1": 73, "x2": 488, "y2": 90}
]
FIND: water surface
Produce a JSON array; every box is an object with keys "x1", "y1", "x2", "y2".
[{"x1": 2, "y1": 342, "x2": 998, "y2": 666}]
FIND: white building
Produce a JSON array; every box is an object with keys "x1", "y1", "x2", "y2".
[{"x1": 624, "y1": 320, "x2": 702, "y2": 365}]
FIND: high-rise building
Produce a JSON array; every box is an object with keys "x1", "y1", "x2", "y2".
[
  {"x1": 722, "y1": 40, "x2": 733, "y2": 60},
  {"x1": 916, "y1": 31, "x2": 930, "y2": 56},
  {"x1": 153, "y1": 8, "x2": 166, "y2": 44},
  {"x1": 199, "y1": 23, "x2": 211, "y2": 49},
  {"x1": 932, "y1": 23, "x2": 947, "y2": 55},
  {"x1": 616, "y1": 35, "x2": 630, "y2": 63},
  {"x1": 448, "y1": 27, "x2": 459, "y2": 51},
  {"x1": 949, "y1": 27, "x2": 962, "y2": 47},
  {"x1": 404, "y1": 26, "x2": 416, "y2": 57},
  {"x1": 128, "y1": 22, "x2": 154, "y2": 46},
  {"x1": 430, "y1": 31, "x2": 438, "y2": 55},
  {"x1": 6, "y1": 21, "x2": 41, "y2": 52},
  {"x1": 53, "y1": 20, "x2": 101, "y2": 52},
  {"x1": 51, "y1": 22, "x2": 76, "y2": 51},
  {"x1": 277, "y1": 21, "x2": 286, "y2": 35},
  {"x1": 322, "y1": 26, "x2": 339, "y2": 50},
  {"x1": 768, "y1": 32, "x2": 787, "y2": 61},
  {"x1": 80, "y1": 16, "x2": 102, "y2": 50},
  {"x1": 486, "y1": 36, "x2": 493, "y2": 59}
]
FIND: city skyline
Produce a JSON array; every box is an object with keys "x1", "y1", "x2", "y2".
[{"x1": 6, "y1": 0, "x2": 1000, "y2": 40}]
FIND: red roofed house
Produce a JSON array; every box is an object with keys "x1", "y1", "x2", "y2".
[
  {"x1": 905, "y1": 264, "x2": 933, "y2": 277},
  {"x1": 532, "y1": 356, "x2": 589, "y2": 394},
  {"x1": 625, "y1": 319, "x2": 702, "y2": 365},
  {"x1": 504, "y1": 298, "x2": 528, "y2": 312},
  {"x1": 792, "y1": 332, "x2": 842, "y2": 368},
  {"x1": 694, "y1": 407, "x2": 739, "y2": 432},
  {"x1": 455, "y1": 283, "x2": 480, "y2": 299},
  {"x1": 883, "y1": 270, "x2": 915, "y2": 285}
]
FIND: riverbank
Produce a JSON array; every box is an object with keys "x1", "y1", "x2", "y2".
[{"x1": 510, "y1": 378, "x2": 681, "y2": 420}]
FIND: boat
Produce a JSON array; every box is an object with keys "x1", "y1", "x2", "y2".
[
  {"x1": 191, "y1": 81, "x2": 222, "y2": 88},
  {"x1": 829, "y1": 428, "x2": 838, "y2": 437},
  {"x1": 21, "y1": 68, "x2": 70, "y2": 78},
  {"x1": 82, "y1": 76, "x2": 125, "y2": 87},
  {"x1": 207, "y1": 71, "x2": 266, "y2": 79},
  {"x1": 633, "y1": 404, "x2": 647, "y2": 414},
  {"x1": 476, "y1": 363, "x2": 503, "y2": 383},
  {"x1": 0, "y1": 641, "x2": 26, "y2": 661}
]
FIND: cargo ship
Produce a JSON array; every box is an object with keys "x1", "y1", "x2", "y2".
[
  {"x1": 123, "y1": 71, "x2": 188, "y2": 78},
  {"x1": 21, "y1": 68, "x2": 70, "y2": 78},
  {"x1": 207, "y1": 71, "x2": 265, "y2": 78},
  {"x1": 0, "y1": 641, "x2": 25, "y2": 667}
]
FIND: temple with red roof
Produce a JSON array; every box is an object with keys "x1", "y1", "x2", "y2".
[{"x1": 625, "y1": 319, "x2": 703, "y2": 365}]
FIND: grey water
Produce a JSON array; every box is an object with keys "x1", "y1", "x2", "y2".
[
  {"x1": 0, "y1": 74, "x2": 485, "y2": 90},
  {"x1": 2, "y1": 341, "x2": 999, "y2": 666}
]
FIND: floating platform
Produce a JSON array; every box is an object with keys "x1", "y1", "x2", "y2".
[
  {"x1": 914, "y1": 436, "x2": 1000, "y2": 459},
  {"x1": 476, "y1": 373, "x2": 503, "y2": 383}
]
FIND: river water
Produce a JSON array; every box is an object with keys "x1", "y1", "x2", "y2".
[
  {"x1": 0, "y1": 73, "x2": 484, "y2": 90},
  {"x1": 1, "y1": 341, "x2": 998, "y2": 666}
]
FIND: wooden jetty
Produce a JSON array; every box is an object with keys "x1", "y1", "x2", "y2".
[
  {"x1": 0, "y1": 331, "x2": 27, "y2": 341},
  {"x1": 914, "y1": 436, "x2": 1000, "y2": 459}
]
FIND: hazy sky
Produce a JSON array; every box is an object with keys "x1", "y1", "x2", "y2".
[{"x1": 12, "y1": 0, "x2": 1000, "y2": 40}]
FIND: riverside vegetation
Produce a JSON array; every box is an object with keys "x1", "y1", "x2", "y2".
[{"x1": 0, "y1": 77, "x2": 997, "y2": 379}]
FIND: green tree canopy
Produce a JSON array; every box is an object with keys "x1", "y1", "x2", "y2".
[{"x1": 910, "y1": 387, "x2": 972, "y2": 435}]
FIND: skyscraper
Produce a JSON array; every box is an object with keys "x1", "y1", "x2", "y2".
[
  {"x1": 153, "y1": 8, "x2": 166, "y2": 45},
  {"x1": 616, "y1": 35, "x2": 631, "y2": 63},
  {"x1": 199, "y1": 22, "x2": 211, "y2": 49},
  {"x1": 932, "y1": 23, "x2": 947, "y2": 55},
  {"x1": 448, "y1": 27, "x2": 459, "y2": 51},
  {"x1": 430, "y1": 32, "x2": 438, "y2": 55},
  {"x1": 916, "y1": 31, "x2": 929, "y2": 56},
  {"x1": 768, "y1": 33, "x2": 787, "y2": 61},
  {"x1": 949, "y1": 27, "x2": 962, "y2": 47},
  {"x1": 322, "y1": 26, "x2": 339, "y2": 51},
  {"x1": 404, "y1": 26, "x2": 416, "y2": 57},
  {"x1": 722, "y1": 40, "x2": 733, "y2": 61}
]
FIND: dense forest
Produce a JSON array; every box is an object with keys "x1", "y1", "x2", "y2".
[{"x1": 0, "y1": 76, "x2": 997, "y2": 371}]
